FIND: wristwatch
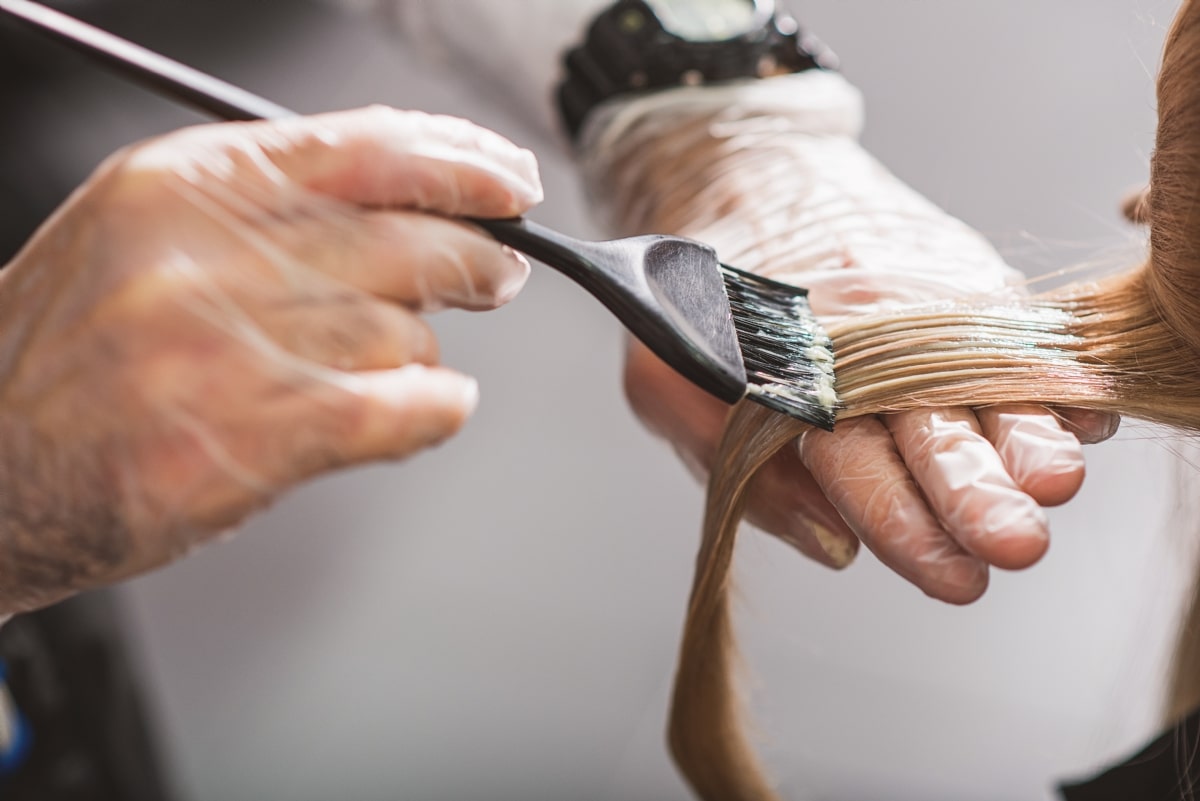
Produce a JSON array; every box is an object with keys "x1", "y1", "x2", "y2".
[{"x1": 558, "y1": 0, "x2": 837, "y2": 140}]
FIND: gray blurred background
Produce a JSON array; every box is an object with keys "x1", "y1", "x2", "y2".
[{"x1": 4, "y1": 1, "x2": 1192, "y2": 799}]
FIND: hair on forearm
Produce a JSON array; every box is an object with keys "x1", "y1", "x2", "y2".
[{"x1": 0, "y1": 419, "x2": 131, "y2": 614}]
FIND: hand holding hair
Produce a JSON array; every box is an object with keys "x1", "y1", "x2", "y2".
[
  {"x1": 588, "y1": 1, "x2": 1200, "y2": 797},
  {"x1": 0, "y1": 106, "x2": 542, "y2": 615},
  {"x1": 588, "y1": 70, "x2": 1115, "y2": 605}
]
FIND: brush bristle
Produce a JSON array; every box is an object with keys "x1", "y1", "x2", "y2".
[{"x1": 721, "y1": 265, "x2": 838, "y2": 430}]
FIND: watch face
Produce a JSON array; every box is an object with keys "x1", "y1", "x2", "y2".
[{"x1": 643, "y1": 0, "x2": 770, "y2": 42}]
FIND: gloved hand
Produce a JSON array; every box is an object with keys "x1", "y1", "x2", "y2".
[
  {"x1": 587, "y1": 72, "x2": 1118, "y2": 603},
  {"x1": 0, "y1": 106, "x2": 542, "y2": 614}
]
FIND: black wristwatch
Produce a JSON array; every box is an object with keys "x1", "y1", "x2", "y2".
[{"x1": 557, "y1": 0, "x2": 837, "y2": 141}]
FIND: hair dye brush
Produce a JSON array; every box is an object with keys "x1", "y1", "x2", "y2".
[{"x1": 0, "y1": 0, "x2": 837, "y2": 430}]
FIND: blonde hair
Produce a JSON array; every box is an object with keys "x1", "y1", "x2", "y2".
[{"x1": 589, "y1": 1, "x2": 1200, "y2": 798}]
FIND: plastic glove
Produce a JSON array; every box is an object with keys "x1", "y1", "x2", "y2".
[
  {"x1": 589, "y1": 72, "x2": 1119, "y2": 604},
  {"x1": 0, "y1": 106, "x2": 542, "y2": 614}
]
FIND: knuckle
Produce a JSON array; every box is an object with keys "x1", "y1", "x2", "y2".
[
  {"x1": 108, "y1": 265, "x2": 205, "y2": 316},
  {"x1": 418, "y1": 110, "x2": 483, "y2": 142},
  {"x1": 355, "y1": 104, "x2": 411, "y2": 136},
  {"x1": 350, "y1": 106, "x2": 432, "y2": 148},
  {"x1": 368, "y1": 103, "x2": 408, "y2": 122},
  {"x1": 91, "y1": 142, "x2": 173, "y2": 209},
  {"x1": 93, "y1": 128, "x2": 245, "y2": 213}
]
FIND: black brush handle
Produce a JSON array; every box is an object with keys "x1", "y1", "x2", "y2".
[
  {"x1": 468, "y1": 219, "x2": 681, "y2": 370},
  {"x1": 470, "y1": 217, "x2": 637, "y2": 300},
  {"x1": 0, "y1": 0, "x2": 291, "y2": 121}
]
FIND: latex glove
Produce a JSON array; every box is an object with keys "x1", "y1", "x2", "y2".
[
  {"x1": 591, "y1": 72, "x2": 1118, "y2": 603},
  {"x1": 0, "y1": 106, "x2": 542, "y2": 614}
]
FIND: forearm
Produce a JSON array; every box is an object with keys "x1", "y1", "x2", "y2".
[{"x1": 578, "y1": 70, "x2": 1024, "y2": 310}]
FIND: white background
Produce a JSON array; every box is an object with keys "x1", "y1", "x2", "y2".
[{"x1": 38, "y1": 1, "x2": 1190, "y2": 799}]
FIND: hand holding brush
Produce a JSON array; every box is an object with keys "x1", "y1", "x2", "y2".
[
  {"x1": 0, "y1": 0, "x2": 838, "y2": 611},
  {"x1": 0, "y1": 102, "x2": 547, "y2": 613},
  {"x1": 0, "y1": 0, "x2": 838, "y2": 430}
]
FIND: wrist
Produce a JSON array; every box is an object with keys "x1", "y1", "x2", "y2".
[
  {"x1": 581, "y1": 69, "x2": 863, "y2": 154},
  {"x1": 577, "y1": 71, "x2": 864, "y2": 238}
]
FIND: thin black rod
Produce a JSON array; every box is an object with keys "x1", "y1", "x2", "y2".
[{"x1": 0, "y1": 0, "x2": 290, "y2": 121}]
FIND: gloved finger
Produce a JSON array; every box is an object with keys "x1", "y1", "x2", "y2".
[
  {"x1": 255, "y1": 107, "x2": 543, "y2": 217},
  {"x1": 259, "y1": 364, "x2": 479, "y2": 488},
  {"x1": 742, "y1": 443, "x2": 860, "y2": 569},
  {"x1": 293, "y1": 210, "x2": 531, "y2": 311},
  {"x1": 975, "y1": 405, "x2": 1087, "y2": 507},
  {"x1": 302, "y1": 363, "x2": 479, "y2": 468},
  {"x1": 156, "y1": 258, "x2": 442, "y2": 372},
  {"x1": 625, "y1": 340, "x2": 858, "y2": 568},
  {"x1": 798, "y1": 417, "x2": 991, "y2": 604},
  {"x1": 885, "y1": 408, "x2": 1050, "y2": 571},
  {"x1": 1052, "y1": 407, "x2": 1121, "y2": 445},
  {"x1": 172, "y1": 363, "x2": 480, "y2": 532},
  {"x1": 252, "y1": 290, "x2": 440, "y2": 371}
]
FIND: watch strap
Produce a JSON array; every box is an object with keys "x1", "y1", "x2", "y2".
[{"x1": 557, "y1": 0, "x2": 835, "y2": 140}]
